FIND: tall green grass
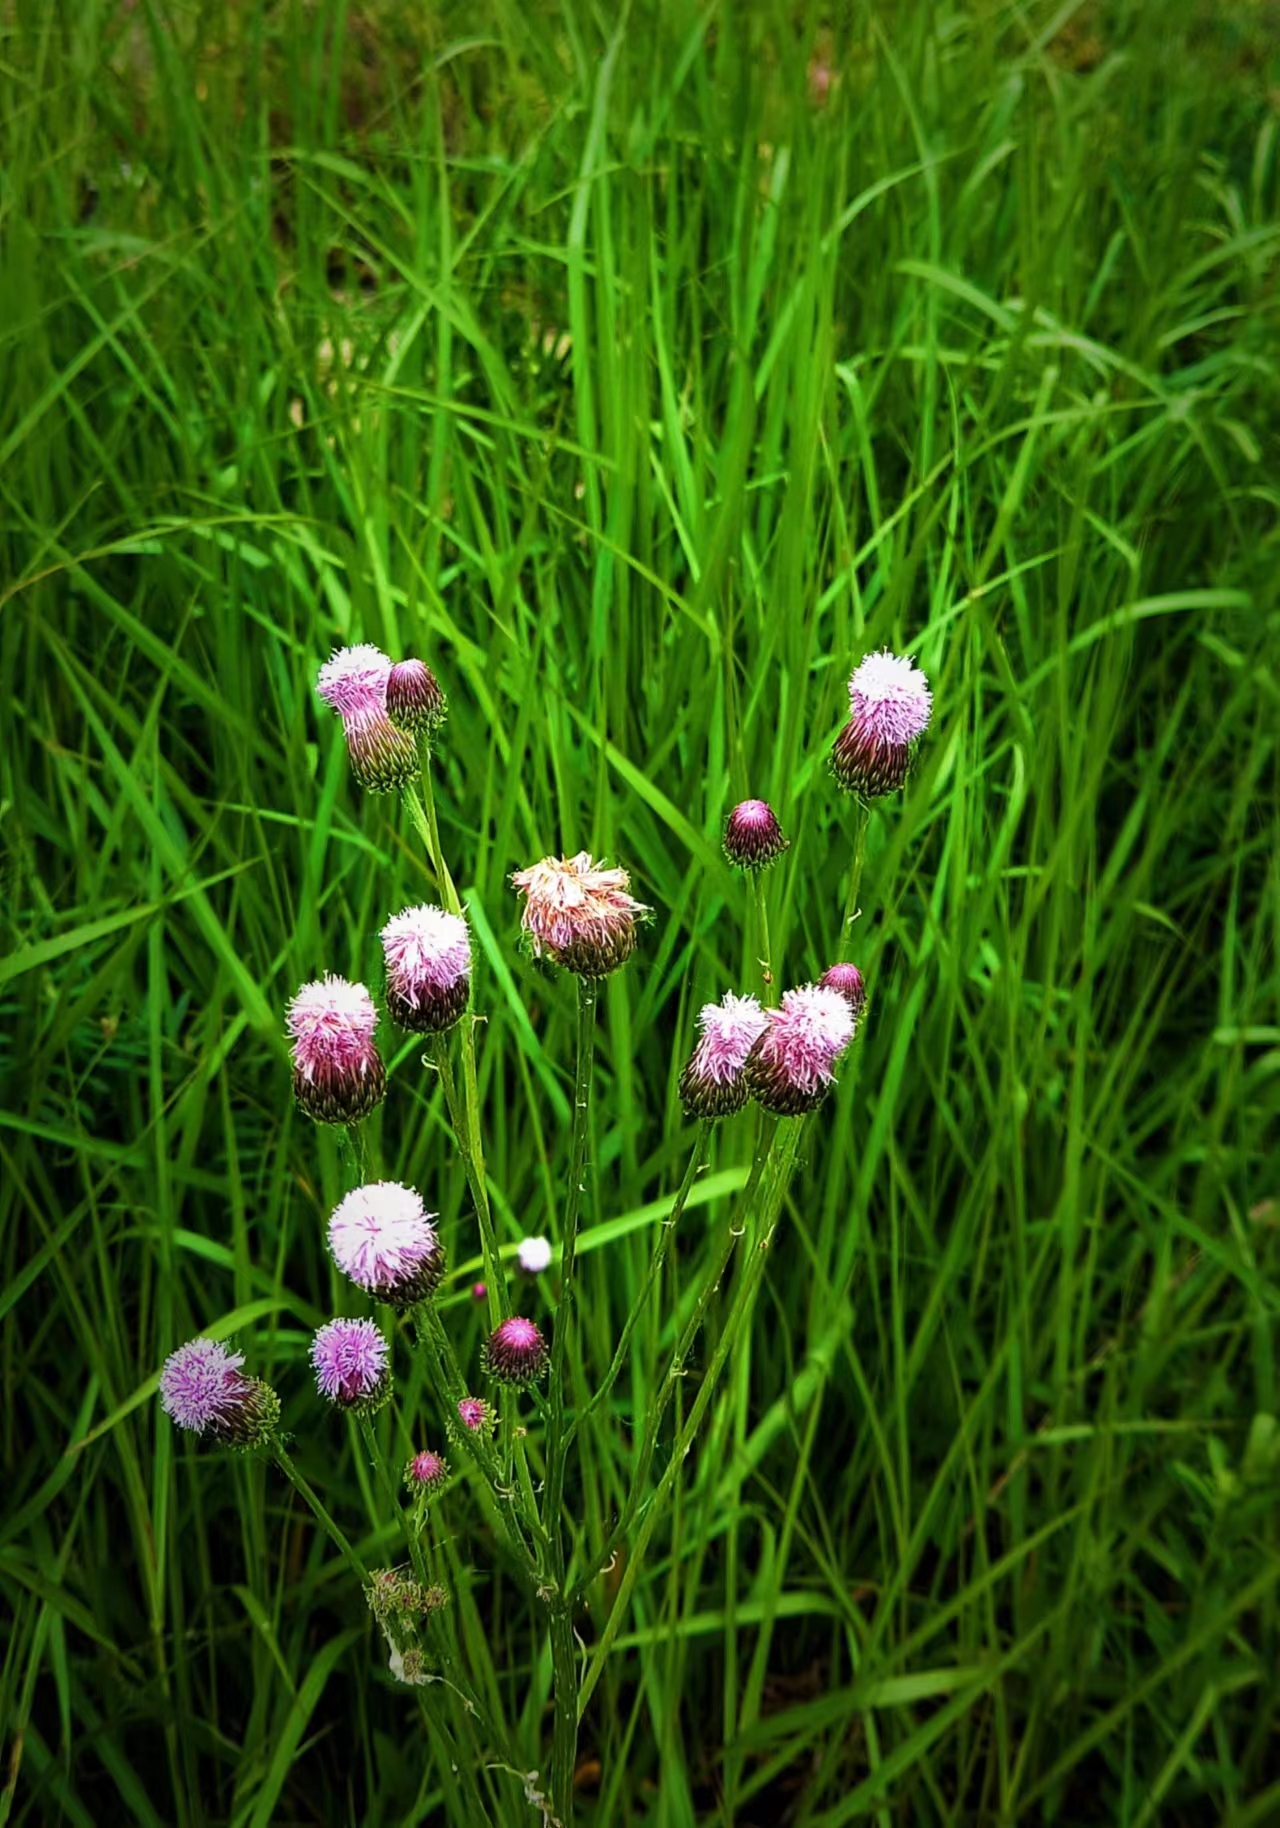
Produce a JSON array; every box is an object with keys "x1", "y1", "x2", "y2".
[{"x1": 2, "y1": 0, "x2": 1279, "y2": 1821}]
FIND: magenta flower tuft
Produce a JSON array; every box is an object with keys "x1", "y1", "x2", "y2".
[
  {"x1": 745, "y1": 983, "x2": 857, "y2": 1115},
  {"x1": 328, "y1": 1182, "x2": 445, "y2": 1306},
  {"x1": 723, "y1": 799, "x2": 789, "y2": 870},
  {"x1": 471, "y1": 1281, "x2": 487, "y2": 1303},
  {"x1": 159, "y1": 1338, "x2": 280, "y2": 1448},
  {"x1": 317, "y1": 643, "x2": 393, "y2": 717},
  {"x1": 516, "y1": 1235, "x2": 553, "y2": 1276},
  {"x1": 405, "y1": 1448, "x2": 449, "y2": 1494},
  {"x1": 510, "y1": 851, "x2": 649, "y2": 977},
  {"x1": 380, "y1": 903, "x2": 472, "y2": 1035},
  {"x1": 455, "y1": 1395, "x2": 496, "y2": 1435},
  {"x1": 679, "y1": 991, "x2": 770, "y2": 1119},
  {"x1": 482, "y1": 1316, "x2": 550, "y2": 1387},
  {"x1": 310, "y1": 1317, "x2": 391, "y2": 1411},
  {"x1": 387, "y1": 658, "x2": 447, "y2": 734},
  {"x1": 819, "y1": 962, "x2": 867, "y2": 1021},
  {"x1": 286, "y1": 975, "x2": 386, "y2": 1125},
  {"x1": 832, "y1": 650, "x2": 933, "y2": 798}
]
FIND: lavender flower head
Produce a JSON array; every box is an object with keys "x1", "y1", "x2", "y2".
[
  {"x1": 745, "y1": 983, "x2": 857, "y2": 1115},
  {"x1": 819, "y1": 961, "x2": 867, "y2": 1021},
  {"x1": 510, "y1": 851, "x2": 649, "y2": 977},
  {"x1": 286, "y1": 974, "x2": 386, "y2": 1125},
  {"x1": 679, "y1": 990, "x2": 769, "y2": 1119},
  {"x1": 723, "y1": 799, "x2": 789, "y2": 870},
  {"x1": 159, "y1": 1338, "x2": 279, "y2": 1448},
  {"x1": 381, "y1": 903, "x2": 472, "y2": 1035},
  {"x1": 315, "y1": 643, "x2": 417, "y2": 793},
  {"x1": 328, "y1": 1181, "x2": 445, "y2": 1307},
  {"x1": 405, "y1": 1448, "x2": 449, "y2": 1495},
  {"x1": 310, "y1": 1317, "x2": 391, "y2": 1411},
  {"x1": 517, "y1": 1235, "x2": 553, "y2": 1276},
  {"x1": 832, "y1": 650, "x2": 933, "y2": 798},
  {"x1": 387, "y1": 658, "x2": 446, "y2": 734},
  {"x1": 482, "y1": 1316, "x2": 550, "y2": 1387}
]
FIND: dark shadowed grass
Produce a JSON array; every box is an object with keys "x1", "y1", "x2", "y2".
[{"x1": 2, "y1": 0, "x2": 1280, "y2": 1821}]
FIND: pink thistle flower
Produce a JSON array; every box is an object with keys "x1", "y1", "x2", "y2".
[
  {"x1": 510, "y1": 851, "x2": 649, "y2": 977},
  {"x1": 471, "y1": 1281, "x2": 488, "y2": 1302},
  {"x1": 405, "y1": 1448, "x2": 449, "y2": 1494},
  {"x1": 380, "y1": 903, "x2": 472, "y2": 1035},
  {"x1": 387, "y1": 658, "x2": 446, "y2": 734},
  {"x1": 832, "y1": 650, "x2": 933, "y2": 798},
  {"x1": 819, "y1": 962, "x2": 867, "y2": 1021},
  {"x1": 310, "y1": 1317, "x2": 391, "y2": 1411},
  {"x1": 317, "y1": 643, "x2": 393, "y2": 718},
  {"x1": 482, "y1": 1316, "x2": 550, "y2": 1387},
  {"x1": 286, "y1": 975, "x2": 386, "y2": 1126},
  {"x1": 745, "y1": 983, "x2": 856, "y2": 1115},
  {"x1": 723, "y1": 799, "x2": 789, "y2": 870},
  {"x1": 328, "y1": 1182, "x2": 445, "y2": 1306},
  {"x1": 338, "y1": 703, "x2": 419, "y2": 793},
  {"x1": 159, "y1": 1338, "x2": 280, "y2": 1447},
  {"x1": 516, "y1": 1235, "x2": 553, "y2": 1276},
  {"x1": 679, "y1": 991, "x2": 770, "y2": 1119},
  {"x1": 455, "y1": 1395, "x2": 496, "y2": 1435}
]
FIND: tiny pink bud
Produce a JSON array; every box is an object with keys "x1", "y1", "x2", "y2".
[
  {"x1": 482, "y1": 1316, "x2": 550, "y2": 1388},
  {"x1": 470, "y1": 1281, "x2": 488, "y2": 1303},
  {"x1": 405, "y1": 1448, "x2": 449, "y2": 1494},
  {"x1": 456, "y1": 1395, "x2": 496, "y2": 1435},
  {"x1": 819, "y1": 962, "x2": 867, "y2": 1021}
]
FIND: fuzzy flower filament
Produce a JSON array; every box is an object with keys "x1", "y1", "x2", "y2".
[
  {"x1": 316, "y1": 644, "x2": 418, "y2": 793},
  {"x1": 328, "y1": 1181, "x2": 445, "y2": 1306},
  {"x1": 745, "y1": 983, "x2": 857, "y2": 1115},
  {"x1": 832, "y1": 650, "x2": 933, "y2": 798},
  {"x1": 311, "y1": 1317, "x2": 391, "y2": 1412},
  {"x1": 286, "y1": 975, "x2": 385, "y2": 1125},
  {"x1": 679, "y1": 990, "x2": 770, "y2": 1119},
  {"x1": 380, "y1": 903, "x2": 472, "y2": 1035},
  {"x1": 159, "y1": 1338, "x2": 279, "y2": 1448},
  {"x1": 510, "y1": 851, "x2": 649, "y2": 978}
]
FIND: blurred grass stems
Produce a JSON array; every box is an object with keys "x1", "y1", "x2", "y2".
[{"x1": 269, "y1": 1442, "x2": 368, "y2": 1587}]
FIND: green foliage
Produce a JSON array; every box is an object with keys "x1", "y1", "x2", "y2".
[{"x1": 3, "y1": 0, "x2": 1279, "y2": 1821}]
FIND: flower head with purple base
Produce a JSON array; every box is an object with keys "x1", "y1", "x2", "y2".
[
  {"x1": 723, "y1": 799, "x2": 789, "y2": 871},
  {"x1": 679, "y1": 991, "x2": 770, "y2": 1119},
  {"x1": 159, "y1": 1338, "x2": 279, "y2": 1448},
  {"x1": 745, "y1": 983, "x2": 857, "y2": 1115},
  {"x1": 311, "y1": 1317, "x2": 391, "y2": 1411},
  {"x1": 482, "y1": 1316, "x2": 550, "y2": 1388},
  {"x1": 381, "y1": 903, "x2": 472, "y2": 1034},
  {"x1": 387, "y1": 659, "x2": 446, "y2": 735},
  {"x1": 287, "y1": 975, "x2": 385, "y2": 1125},
  {"x1": 316, "y1": 644, "x2": 418, "y2": 793},
  {"x1": 455, "y1": 1395, "x2": 496, "y2": 1436},
  {"x1": 511, "y1": 851, "x2": 649, "y2": 978},
  {"x1": 406, "y1": 1448, "x2": 449, "y2": 1495},
  {"x1": 517, "y1": 1235, "x2": 553, "y2": 1276},
  {"x1": 819, "y1": 961, "x2": 867, "y2": 1021},
  {"x1": 328, "y1": 1181, "x2": 445, "y2": 1306},
  {"x1": 832, "y1": 650, "x2": 933, "y2": 798}
]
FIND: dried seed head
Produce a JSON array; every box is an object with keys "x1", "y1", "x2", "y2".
[{"x1": 510, "y1": 851, "x2": 648, "y2": 978}]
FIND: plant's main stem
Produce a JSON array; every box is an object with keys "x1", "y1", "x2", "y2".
[
  {"x1": 752, "y1": 871, "x2": 776, "y2": 999},
  {"x1": 544, "y1": 974, "x2": 599, "y2": 1827},
  {"x1": 839, "y1": 801, "x2": 870, "y2": 959}
]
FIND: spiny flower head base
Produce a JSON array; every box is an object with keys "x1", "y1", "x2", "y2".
[
  {"x1": 723, "y1": 799, "x2": 789, "y2": 870},
  {"x1": 380, "y1": 903, "x2": 472, "y2": 1034},
  {"x1": 832, "y1": 650, "x2": 933, "y2": 799},
  {"x1": 405, "y1": 1449, "x2": 449, "y2": 1494},
  {"x1": 745, "y1": 984, "x2": 857, "y2": 1115},
  {"x1": 819, "y1": 962, "x2": 867, "y2": 1021},
  {"x1": 328, "y1": 1182, "x2": 445, "y2": 1306},
  {"x1": 317, "y1": 644, "x2": 392, "y2": 717},
  {"x1": 315, "y1": 645, "x2": 418, "y2": 793},
  {"x1": 482, "y1": 1316, "x2": 550, "y2": 1387},
  {"x1": 679, "y1": 991, "x2": 770, "y2": 1119},
  {"x1": 510, "y1": 851, "x2": 649, "y2": 978},
  {"x1": 387, "y1": 659, "x2": 446, "y2": 734},
  {"x1": 287, "y1": 975, "x2": 385, "y2": 1126},
  {"x1": 311, "y1": 1317, "x2": 391, "y2": 1412},
  {"x1": 159, "y1": 1338, "x2": 280, "y2": 1448},
  {"x1": 517, "y1": 1235, "x2": 553, "y2": 1276}
]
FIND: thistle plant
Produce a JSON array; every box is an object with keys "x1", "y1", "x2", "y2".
[{"x1": 157, "y1": 640, "x2": 932, "y2": 1826}]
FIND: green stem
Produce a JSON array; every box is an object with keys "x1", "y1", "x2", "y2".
[
  {"x1": 751, "y1": 871, "x2": 776, "y2": 1000},
  {"x1": 576, "y1": 1117, "x2": 806, "y2": 1712},
  {"x1": 544, "y1": 974, "x2": 598, "y2": 1827},
  {"x1": 839, "y1": 801, "x2": 870, "y2": 960},
  {"x1": 429, "y1": 1034, "x2": 509, "y2": 1324},
  {"x1": 568, "y1": 1121, "x2": 711, "y2": 1449},
  {"x1": 356, "y1": 1412, "x2": 428, "y2": 1584},
  {"x1": 578, "y1": 1115, "x2": 778, "y2": 1594},
  {"x1": 270, "y1": 1444, "x2": 368, "y2": 1586}
]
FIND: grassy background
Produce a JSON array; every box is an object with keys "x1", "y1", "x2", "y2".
[{"x1": 3, "y1": 0, "x2": 1280, "y2": 1821}]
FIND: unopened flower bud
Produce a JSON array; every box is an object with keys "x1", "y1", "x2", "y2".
[
  {"x1": 482, "y1": 1316, "x2": 550, "y2": 1388},
  {"x1": 819, "y1": 962, "x2": 867, "y2": 1021},
  {"x1": 723, "y1": 799, "x2": 789, "y2": 870},
  {"x1": 387, "y1": 658, "x2": 446, "y2": 734}
]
